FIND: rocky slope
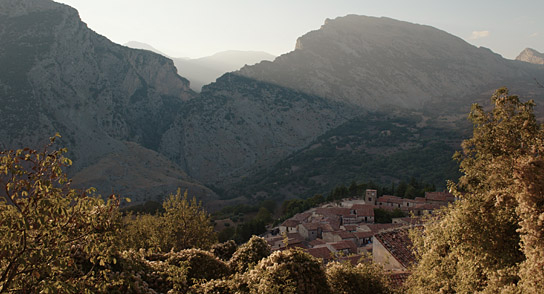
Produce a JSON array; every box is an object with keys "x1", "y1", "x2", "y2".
[
  {"x1": 238, "y1": 15, "x2": 544, "y2": 111},
  {"x1": 160, "y1": 74, "x2": 358, "y2": 187},
  {"x1": 3, "y1": 1, "x2": 544, "y2": 206},
  {"x1": 516, "y1": 48, "x2": 544, "y2": 65},
  {"x1": 0, "y1": 0, "x2": 216, "y2": 202}
]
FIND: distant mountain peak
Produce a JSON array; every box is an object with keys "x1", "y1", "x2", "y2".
[
  {"x1": 239, "y1": 14, "x2": 530, "y2": 110},
  {"x1": 124, "y1": 41, "x2": 167, "y2": 56},
  {"x1": 516, "y1": 48, "x2": 544, "y2": 65}
]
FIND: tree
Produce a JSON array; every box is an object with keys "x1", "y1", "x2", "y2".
[
  {"x1": 120, "y1": 189, "x2": 217, "y2": 252},
  {"x1": 244, "y1": 248, "x2": 330, "y2": 294},
  {"x1": 0, "y1": 137, "x2": 121, "y2": 292},
  {"x1": 407, "y1": 88, "x2": 544, "y2": 293},
  {"x1": 326, "y1": 261, "x2": 395, "y2": 294},
  {"x1": 229, "y1": 236, "x2": 271, "y2": 273}
]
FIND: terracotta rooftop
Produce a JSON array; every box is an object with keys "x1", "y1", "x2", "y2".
[
  {"x1": 337, "y1": 231, "x2": 356, "y2": 239},
  {"x1": 292, "y1": 212, "x2": 312, "y2": 222},
  {"x1": 286, "y1": 232, "x2": 303, "y2": 241},
  {"x1": 306, "y1": 247, "x2": 333, "y2": 260},
  {"x1": 374, "y1": 228, "x2": 416, "y2": 268},
  {"x1": 331, "y1": 240, "x2": 357, "y2": 253},
  {"x1": 321, "y1": 223, "x2": 335, "y2": 232},
  {"x1": 315, "y1": 207, "x2": 352, "y2": 217},
  {"x1": 425, "y1": 191, "x2": 455, "y2": 202},
  {"x1": 301, "y1": 222, "x2": 322, "y2": 231},
  {"x1": 363, "y1": 223, "x2": 403, "y2": 233},
  {"x1": 375, "y1": 205, "x2": 396, "y2": 211},
  {"x1": 354, "y1": 205, "x2": 375, "y2": 217},
  {"x1": 353, "y1": 231, "x2": 374, "y2": 239},
  {"x1": 389, "y1": 272, "x2": 411, "y2": 289},
  {"x1": 414, "y1": 203, "x2": 442, "y2": 210},
  {"x1": 392, "y1": 217, "x2": 425, "y2": 225},
  {"x1": 309, "y1": 238, "x2": 326, "y2": 247},
  {"x1": 377, "y1": 195, "x2": 403, "y2": 204},
  {"x1": 280, "y1": 219, "x2": 300, "y2": 227},
  {"x1": 414, "y1": 197, "x2": 426, "y2": 202},
  {"x1": 342, "y1": 224, "x2": 358, "y2": 232}
]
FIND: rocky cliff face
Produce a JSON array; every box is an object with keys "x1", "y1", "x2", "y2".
[
  {"x1": 3, "y1": 1, "x2": 544, "y2": 204},
  {"x1": 0, "y1": 0, "x2": 216, "y2": 202},
  {"x1": 160, "y1": 74, "x2": 358, "y2": 186},
  {"x1": 516, "y1": 48, "x2": 544, "y2": 65},
  {"x1": 238, "y1": 15, "x2": 544, "y2": 111}
]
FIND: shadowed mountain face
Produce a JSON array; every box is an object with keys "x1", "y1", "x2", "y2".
[
  {"x1": 238, "y1": 15, "x2": 544, "y2": 111},
  {"x1": 0, "y1": 0, "x2": 218, "y2": 204},
  {"x1": 159, "y1": 74, "x2": 358, "y2": 187}
]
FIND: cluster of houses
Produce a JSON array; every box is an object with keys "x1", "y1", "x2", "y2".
[{"x1": 264, "y1": 189, "x2": 456, "y2": 278}]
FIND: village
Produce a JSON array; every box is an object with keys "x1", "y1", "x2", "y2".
[{"x1": 264, "y1": 189, "x2": 456, "y2": 282}]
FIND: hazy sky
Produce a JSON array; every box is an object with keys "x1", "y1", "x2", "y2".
[{"x1": 55, "y1": 0, "x2": 543, "y2": 59}]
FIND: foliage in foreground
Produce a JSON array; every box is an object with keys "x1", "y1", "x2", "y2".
[
  {"x1": 118, "y1": 189, "x2": 217, "y2": 252},
  {"x1": 408, "y1": 88, "x2": 544, "y2": 293},
  {"x1": 326, "y1": 261, "x2": 395, "y2": 294},
  {"x1": 0, "y1": 138, "x2": 400, "y2": 293},
  {"x1": 0, "y1": 137, "x2": 121, "y2": 292}
]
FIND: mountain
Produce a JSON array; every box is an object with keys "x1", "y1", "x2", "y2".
[
  {"x1": 159, "y1": 74, "x2": 357, "y2": 187},
  {"x1": 516, "y1": 48, "x2": 544, "y2": 65},
  {"x1": 3, "y1": 2, "x2": 544, "y2": 207},
  {"x1": 226, "y1": 111, "x2": 468, "y2": 200},
  {"x1": 161, "y1": 15, "x2": 544, "y2": 192},
  {"x1": 238, "y1": 15, "x2": 544, "y2": 111},
  {"x1": 0, "y1": 0, "x2": 217, "y2": 204},
  {"x1": 173, "y1": 50, "x2": 275, "y2": 91},
  {"x1": 124, "y1": 41, "x2": 168, "y2": 56}
]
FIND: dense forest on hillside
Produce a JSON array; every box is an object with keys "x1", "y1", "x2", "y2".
[{"x1": 225, "y1": 111, "x2": 466, "y2": 202}]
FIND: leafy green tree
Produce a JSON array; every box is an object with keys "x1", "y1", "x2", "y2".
[
  {"x1": 0, "y1": 137, "x2": 121, "y2": 292},
  {"x1": 120, "y1": 189, "x2": 217, "y2": 252},
  {"x1": 211, "y1": 240, "x2": 238, "y2": 261},
  {"x1": 326, "y1": 261, "x2": 395, "y2": 294},
  {"x1": 408, "y1": 88, "x2": 544, "y2": 293},
  {"x1": 348, "y1": 180, "x2": 358, "y2": 196},
  {"x1": 229, "y1": 236, "x2": 271, "y2": 273},
  {"x1": 245, "y1": 248, "x2": 330, "y2": 294},
  {"x1": 167, "y1": 249, "x2": 230, "y2": 290},
  {"x1": 514, "y1": 127, "x2": 544, "y2": 293},
  {"x1": 255, "y1": 207, "x2": 272, "y2": 224},
  {"x1": 162, "y1": 190, "x2": 217, "y2": 251}
]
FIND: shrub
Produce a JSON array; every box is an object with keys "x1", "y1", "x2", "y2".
[
  {"x1": 229, "y1": 236, "x2": 271, "y2": 273},
  {"x1": 326, "y1": 261, "x2": 394, "y2": 294},
  {"x1": 245, "y1": 248, "x2": 330, "y2": 294}
]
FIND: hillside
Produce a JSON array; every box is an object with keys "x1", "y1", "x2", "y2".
[
  {"x1": 159, "y1": 74, "x2": 358, "y2": 187},
  {"x1": 226, "y1": 111, "x2": 467, "y2": 201},
  {"x1": 0, "y1": 0, "x2": 217, "y2": 202},
  {"x1": 3, "y1": 1, "x2": 544, "y2": 207},
  {"x1": 238, "y1": 15, "x2": 544, "y2": 111}
]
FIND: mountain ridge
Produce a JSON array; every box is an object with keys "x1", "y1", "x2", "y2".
[
  {"x1": 238, "y1": 15, "x2": 544, "y2": 111},
  {"x1": 2, "y1": 1, "x2": 544, "y2": 207},
  {"x1": 516, "y1": 48, "x2": 544, "y2": 65}
]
